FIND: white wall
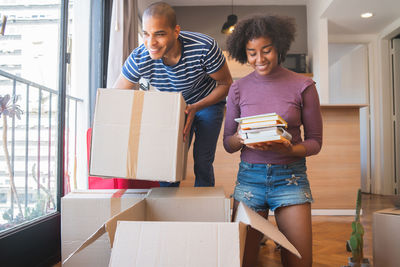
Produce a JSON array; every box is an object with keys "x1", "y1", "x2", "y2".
[
  {"x1": 306, "y1": 0, "x2": 332, "y2": 104},
  {"x1": 328, "y1": 43, "x2": 370, "y2": 192},
  {"x1": 328, "y1": 44, "x2": 368, "y2": 104},
  {"x1": 70, "y1": 0, "x2": 91, "y2": 190},
  {"x1": 174, "y1": 5, "x2": 308, "y2": 53}
]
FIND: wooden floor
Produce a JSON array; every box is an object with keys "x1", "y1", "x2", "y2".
[{"x1": 255, "y1": 193, "x2": 397, "y2": 267}]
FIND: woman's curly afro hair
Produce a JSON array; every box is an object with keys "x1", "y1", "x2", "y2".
[{"x1": 226, "y1": 15, "x2": 296, "y2": 65}]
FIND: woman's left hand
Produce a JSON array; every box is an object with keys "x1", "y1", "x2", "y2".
[{"x1": 246, "y1": 139, "x2": 293, "y2": 154}]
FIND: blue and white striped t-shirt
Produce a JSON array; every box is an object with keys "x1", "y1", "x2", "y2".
[{"x1": 121, "y1": 31, "x2": 226, "y2": 104}]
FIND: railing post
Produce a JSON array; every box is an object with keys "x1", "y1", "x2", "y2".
[{"x1": 24, "y1": 84, "x2": 30, "y2": 211}]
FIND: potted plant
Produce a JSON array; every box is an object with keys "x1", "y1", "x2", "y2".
[
  {"x1": 344, "y1": 188, "x2": 370, "y2": 267},
  {"x1": 0, "y1": 94, "x2": 24, "y2": 219}
]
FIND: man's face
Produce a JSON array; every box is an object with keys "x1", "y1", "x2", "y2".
[{"x1": 142, "y1": 15, "x2": 179, "y2": 60}]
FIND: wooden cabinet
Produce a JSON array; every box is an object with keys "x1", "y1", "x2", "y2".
[{"x1": 182, "y1": 104, "x2": 367, "y2": 211}]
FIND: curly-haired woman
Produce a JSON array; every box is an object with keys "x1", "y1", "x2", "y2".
[{"x1": 223, "y1": 15, "x2": 323, "y2": 267}]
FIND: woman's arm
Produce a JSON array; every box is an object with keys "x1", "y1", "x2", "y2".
[
  {"x1": 246, "y1": 84, "x2": 322, "y2": 157},
  {"x1": 223, "y1": 82, "x2": 243, "y2": 153}
]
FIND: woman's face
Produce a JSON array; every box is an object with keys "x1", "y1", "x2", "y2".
[{"x1": 245, "y1": 36, "x2": 278, "y2": 76}]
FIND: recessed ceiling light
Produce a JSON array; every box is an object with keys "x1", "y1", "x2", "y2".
[{"x1": 361, "y1": 12, "x2": 373, "y2": 18}]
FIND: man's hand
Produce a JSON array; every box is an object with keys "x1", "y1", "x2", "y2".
[
  {"x1": 113, "y1": 74, "x2": 138, "y2": 89},
  {"x1": 183, "y1": 104, "x2": 198, "y2": 142}
]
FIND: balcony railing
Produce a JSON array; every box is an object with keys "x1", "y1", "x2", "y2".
[{"x1": 0, "y1": 69, "x2": 83, "y2": 231}]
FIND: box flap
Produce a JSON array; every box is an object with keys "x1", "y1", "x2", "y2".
[
  {"x1": 238, "y1": 222, "x2": 248, "y2": 266},
  {"x1": 63, "y1": 224, "x2": 107, "y2": 265},
  {"x1": 62, "y1": 199, "x2": 147, "y2": 265},
  {"x1": 234, "y1": 202, "x2": 301, "y2": 258},
  {"x1": 61, "y1": 189, "x2": 147, "y2": 241},
  {"x1": 375, "y1": 208, "x2": 400, "y2": 215},
  {"x1": 104, "y1": 199, "x2": 147, "y2": 246},
  {"x1": 109, "y1": 221, "x2": 241, "y2": 267}
]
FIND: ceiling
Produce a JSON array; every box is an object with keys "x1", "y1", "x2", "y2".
[
  {"x1": 138, "y1": 0, "x2": 400, "y2": 35},
  {"x1": 323, "y1": 0, "x2": 400, "y2": 34}
]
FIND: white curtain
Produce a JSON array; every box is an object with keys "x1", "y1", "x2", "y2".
[{"x1": 107, "y1": 0, "x2": 138, "y2": 88}]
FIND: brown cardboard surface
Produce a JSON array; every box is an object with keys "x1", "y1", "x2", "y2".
[
  {"x1": 90, "y1": 89, "x2": 187, "y2": 182},
  {"x1": 61, "y1": 189, "x2": 148, "y2": 267},
  {"x1": 63, "y1": 187, "x2": 229, "y2": 265},
  {"x1": 373, "y1": 209, "x2": 400, "y2": 267},
  {"x1": 235, "y1": 202, "x2": 301, "y2": 259},
  {"x1": 64, "y1": 187, "x2": 300, "y2": 266},
  {"x1": 109, "y1": 221, "x2": 241, "y2": 267}
]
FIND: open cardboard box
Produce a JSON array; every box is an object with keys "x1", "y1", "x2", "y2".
[
  {"x1": 64, "y1": 187, "x2": 300, "y2": 266},
  {"x1": 90, "y1": 89, "x2": 188, "y2": 182},
  {"x1": 61, "y1": 189, "x2": 149, "y2": 267}
]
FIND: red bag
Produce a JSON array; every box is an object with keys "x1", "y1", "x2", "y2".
[{"x1": 87, "y1": 128, "x2": 159, "y2": 189}]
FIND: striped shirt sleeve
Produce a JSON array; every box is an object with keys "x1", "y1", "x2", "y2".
[
  {"x1": 121, "y1": 47, "x2": 142, "y2": 83},
  {"x1": 203, "y1": 38, "x2": 225, "y2": 74}
]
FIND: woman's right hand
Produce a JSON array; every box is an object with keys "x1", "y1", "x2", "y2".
[
  {"x1": 227, "y1": 128, "x2": 245, "y2": 152},
  {"x1": 246, "y1": 139, "x2": 293, "y2": 155}
]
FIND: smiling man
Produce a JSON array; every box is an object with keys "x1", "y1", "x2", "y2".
[{"x1": 113, "y1": 2, "x2": 233, "y2": 187}]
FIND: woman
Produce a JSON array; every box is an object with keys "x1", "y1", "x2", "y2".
[{"x1": 223, "y1": 15, "x2": 322, "y2": 267}]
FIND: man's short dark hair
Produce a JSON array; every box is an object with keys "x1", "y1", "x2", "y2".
[
  {"x1": 226, "y1": 15, "x2": 296, "y2": 64},
  {"x1": 143, "y1": 2, "x2": 177, "y2": 29}
]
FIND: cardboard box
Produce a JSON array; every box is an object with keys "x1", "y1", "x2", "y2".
[
  {"x1": 64, "y1": 187, "x2": 300, "y2": 266},
  {"x1": 90, "y1": 89, "x2": 187, "y2": 182},
  {"x1": 373, "y1": 208, "x2": 400, "y2": 267},
  {"x1": 61, "y1": 189, "x2": 149, "y2": 267}
]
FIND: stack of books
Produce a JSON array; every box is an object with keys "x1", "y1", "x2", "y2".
[{"x1": 235, "y1": 113, "x2": 292, "y2": 145}]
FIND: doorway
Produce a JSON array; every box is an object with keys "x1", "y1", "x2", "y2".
[{"x1": 391, "y1": 36, "x2": 400, "y2": 195}]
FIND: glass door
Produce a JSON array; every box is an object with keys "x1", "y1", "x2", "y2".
[{"x1": 0, "y1": 0, "x2": 68, "y2": 265}]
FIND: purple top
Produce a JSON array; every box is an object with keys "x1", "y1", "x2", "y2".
[{"x1": 223, "y1": 66, "x2": 323, "y2": 164}]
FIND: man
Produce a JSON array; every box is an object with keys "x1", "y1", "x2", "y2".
[{"x1": 113, "y1": 2, "x2": 233, "y2": 187}]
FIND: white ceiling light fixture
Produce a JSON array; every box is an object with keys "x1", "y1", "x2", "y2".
[{"x1": 361, "y1": 12, "x2": 373, "y2": 18}]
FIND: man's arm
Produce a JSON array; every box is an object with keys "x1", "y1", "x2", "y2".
[
  {"x1": 183, "y1": 61, "x2": 233, "y2": 140},
  {"x1": 113, "y1": 74, "x2": 138, "y2": 90},
  {"x1": 192, "y1": 62, "x2": 232, "y2": 111}
]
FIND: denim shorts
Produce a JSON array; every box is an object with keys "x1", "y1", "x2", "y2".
[{"x1": 232, "y1": 158, "x2": 313, "y2": 212}]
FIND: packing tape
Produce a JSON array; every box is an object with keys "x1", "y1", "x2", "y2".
[
  {"x1": 127, "y1": 90, "x2": 145, "y2": 178},
  {"x1": 110, "y1": 189, "x2": 127, "y2": 216}
]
